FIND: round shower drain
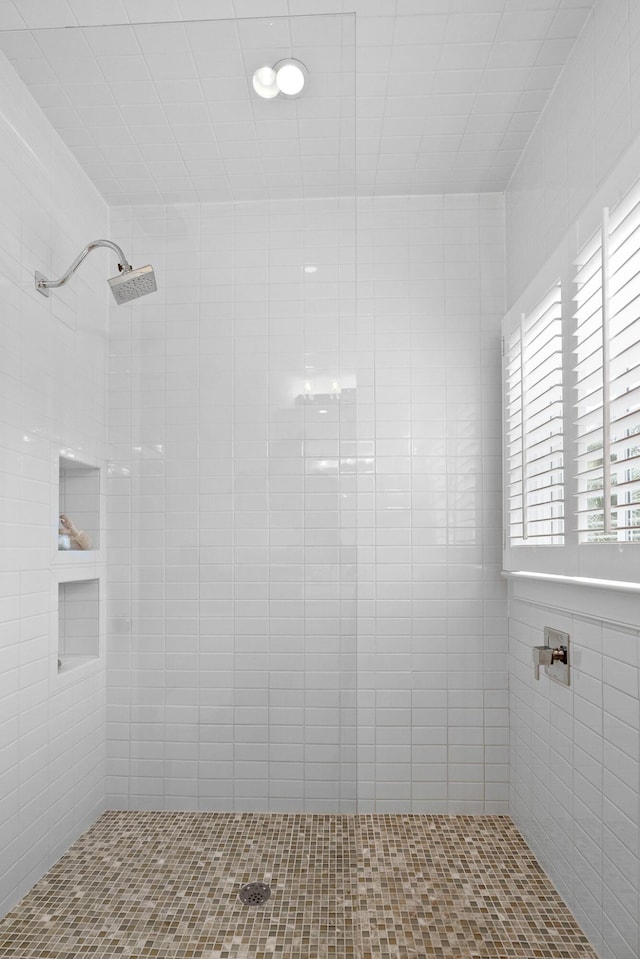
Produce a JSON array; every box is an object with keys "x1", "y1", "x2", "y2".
[{"x1": 239, "y1": 882, "x2": 271, "y2": 906}]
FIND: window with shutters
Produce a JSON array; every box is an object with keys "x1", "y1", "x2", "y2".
[
  {"x1": 504, "y1": 173, "x2": 640, "y2": 582},
  {"x1": 506, "y1": 283, "x2": 564, "y2": 546}
]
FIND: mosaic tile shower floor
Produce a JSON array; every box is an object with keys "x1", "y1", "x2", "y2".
[{"x1": 0, "y1": 813, "x2": 597, "y2": 959}]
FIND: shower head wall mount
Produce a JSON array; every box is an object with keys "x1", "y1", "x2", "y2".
[{"x1": 35, "y1": 239, "x2": 157, "y2": 305}]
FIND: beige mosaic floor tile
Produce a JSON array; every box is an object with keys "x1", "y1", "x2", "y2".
[
  {"x1": 357, "y1": 816, "x2": 596, "y2": 958},
  {"x1": 0, "y1": 813, "x2": 597, "y2": 959}
]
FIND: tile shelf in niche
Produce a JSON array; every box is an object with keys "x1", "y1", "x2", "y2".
[
  {"x1": 57, "y1": 579, "x2": 100, "y2": 675},
  {"x1": 57, "y1": 654, "x2": 98, "y2": 675},
  {"x1": 53, "y1": 548, "x2": 104, "y2": 566}
]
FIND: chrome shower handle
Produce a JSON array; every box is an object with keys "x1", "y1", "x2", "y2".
[
  {"x1": 532, "y1": 645, "x2": 554, "y2": 680},
  {"x1": 532, "y1": 644, "x2": 568, "y2": 680}
]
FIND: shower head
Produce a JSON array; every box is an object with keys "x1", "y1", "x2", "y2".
[
  {"x1": 35, "y1": 239, "x2": 157, "y2": 306},
  {"x1": 108, "y1": 264, "x2": 157, "y2": 304}
]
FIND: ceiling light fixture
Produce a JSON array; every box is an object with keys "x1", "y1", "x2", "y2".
[
  {"x1": 252, "y1": 58, "x2": 308, "y2": 99},
  {"x1": 252, "y1": 66, "x2": 278, "y2": 99}
]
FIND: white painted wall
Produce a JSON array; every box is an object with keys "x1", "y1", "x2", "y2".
[
  {"x1": 0, "y1": 51, "x2": 109, "y2": 915},
  {"x1": 106, "y1": 192, "x2": 507, "y2": 813}
]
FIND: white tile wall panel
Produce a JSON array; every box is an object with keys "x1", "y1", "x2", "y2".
[
  {"x1": 509, "y1": 578, "x2": 640, "y2": 959},
  {"x1": 0, "y1": 47, "x2": 108, "y2": 916},
  {"x1": 107, "y1": 191, "x2": 507, "y2": 814}
]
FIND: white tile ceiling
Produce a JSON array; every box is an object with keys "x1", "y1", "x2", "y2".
[{"x1": 0, "y1": 0, "x2": 595, "y2": 204}]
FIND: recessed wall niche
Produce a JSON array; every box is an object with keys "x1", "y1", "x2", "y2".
[
  {"x1": 59, "y1": 456, "x2": 100, "y2": 551},
  {"x1": 58, "y1": 579, "x2": 100, "y2": 671}
]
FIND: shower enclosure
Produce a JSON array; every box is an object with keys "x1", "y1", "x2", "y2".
[
  {"x1": 0, "y1": 10, "x2": 507, "y2": 825},
  {"x1": 2, "y1": 4, "x2": 629, "y2": 955}
]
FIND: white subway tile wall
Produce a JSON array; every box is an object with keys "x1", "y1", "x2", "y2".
[
  {"x1": 107, "y1": 192, "x2": 507, "y2": 814},
  {"x1": 0, "y1": 50, "x2": 108, "y2": 915},
  {"x1": 107, "y1": 197, "x2": 360, "y2": 812},
  {"x1": 509, "y1": 581, "x2": 640, "y2": 959},
  {"x1": 356, "y1": 193, "x2": 507, "y2": 813},
  {"x1": 506, "y1": 0, "x2": 640, "y2": 306}
]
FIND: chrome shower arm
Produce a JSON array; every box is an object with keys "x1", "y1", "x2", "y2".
[{"x1": 35, "y1": 239, "x2": 132, "y2": 295}]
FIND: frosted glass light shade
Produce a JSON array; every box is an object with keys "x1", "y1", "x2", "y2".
[
  {"x1": 252, "y1": 59, "x2": 308, "y2": 100},
  {"x1": 274, "y1": 59, "x2": 307, "y2": 97},
  {"x1": 252, "y1": 66, "x2": 278, "y2": 98}
]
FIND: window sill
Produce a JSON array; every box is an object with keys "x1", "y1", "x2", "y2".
[{"x1": 502, "y1": 570, "x2": 640, "y2": 593}]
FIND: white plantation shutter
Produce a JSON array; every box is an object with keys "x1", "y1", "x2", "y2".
[
  {"x1": 574, "y1": 192, "x2": 640, "y2": 544},
  {"x1": 507, "y1": 283, "x2": 564, "y2": 545},
  {"x1": 505, "y1": 174, "x2": 640, "y2": 580},
  {"x1": 574, "y1": 229, "x2": 606, "y2": 542},
  {"x1": 506, "y1": 324, "x2": 523, "y2": 542},
  {"x1": 608, "y1": 190, "x2": 640, "y2": 541}
]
